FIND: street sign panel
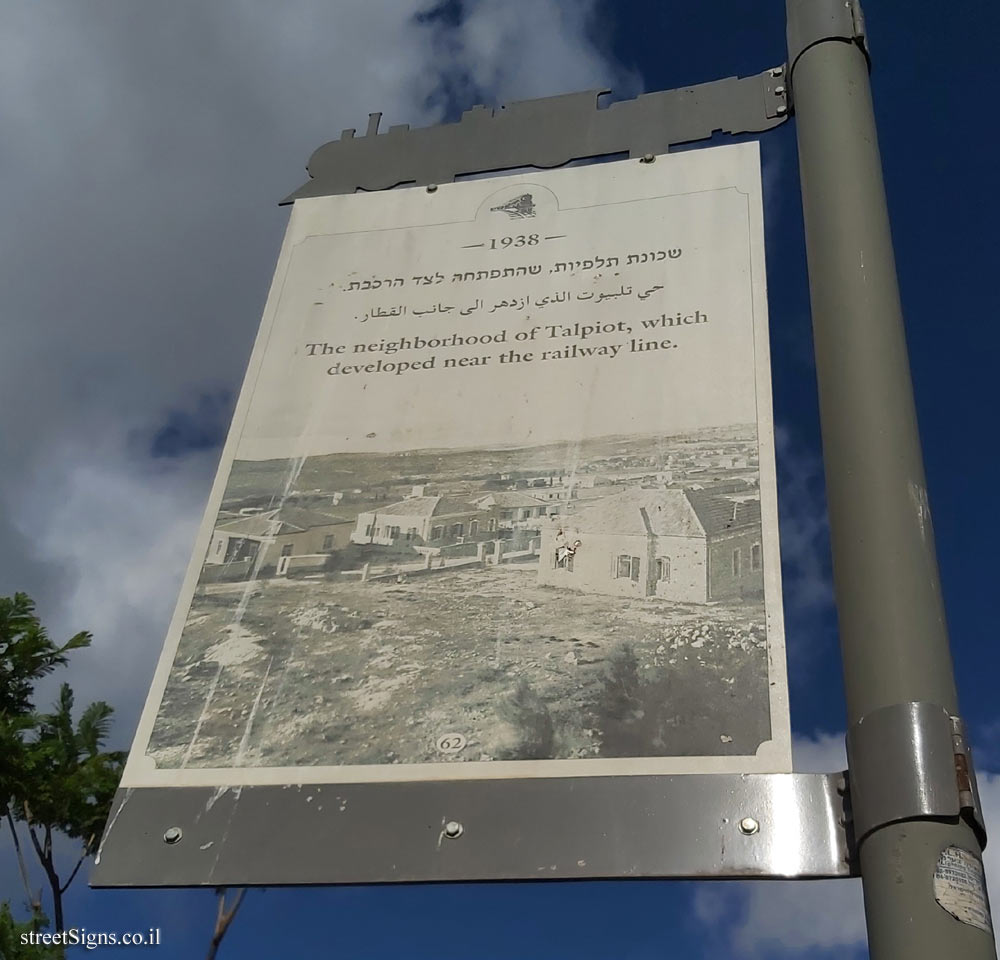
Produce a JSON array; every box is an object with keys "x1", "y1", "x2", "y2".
[{"x1": 95, "y1": 141, "x2": 793, "y2": 885}]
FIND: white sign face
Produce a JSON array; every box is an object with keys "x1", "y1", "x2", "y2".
[{"x1": 125, "y1": 142, "x2": 790, "y2": 788}]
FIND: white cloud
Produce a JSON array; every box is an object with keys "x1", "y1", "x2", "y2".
[
  {"x1": 773, "y1": 427, "x2": 834, "y2": 623},
  {"x1": 978, "y1": 772, "x2": 1000, "y2": 918},
  {"x1": 433, "y1": 0, "x2": 642, "y2": 104},
  {"x1": 692, "y1": 878, "x2": 867, "y2": 958},
  {"x1": 792, "y1": 730, "x2": 846, "y2": 773},
  {"x1": 21, "y1": 442, "x2": 221, "y2": 726},
  {"x1": 0, "y1": 1, "x2": 637, "y2": 741}
]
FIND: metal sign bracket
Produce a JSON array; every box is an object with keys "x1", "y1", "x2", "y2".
[
  {"x1": 92, "y1": 773, "x2": 855, "y2": 887},
  {"x1": 282, "y1": 67, "x2": 789, "y2": 202},
  {"x1": 845, "y1": 702, "x2": 987, "y2": 848}
]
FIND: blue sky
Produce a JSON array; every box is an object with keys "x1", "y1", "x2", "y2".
[{"x1": 1, "y1": 1, "x2": 998, "y2": 957}]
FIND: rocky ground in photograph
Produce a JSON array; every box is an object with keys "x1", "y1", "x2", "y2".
[{"x1": 148, "y1": 565, "x2": 771, "y2": 769}]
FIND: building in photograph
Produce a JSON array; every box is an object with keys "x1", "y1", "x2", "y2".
[
  {"x1": 469, "y1": 491, "x2": 549, "y2": 527},
  {"x1": 531, "y1": 484, "x2": 578, "y2": 503},
  {"x1": 206, "y1": 505, "x2": 355, "y2": 572},
  {"x1": 538, "y1": 488, "x2": 763, "y2": 603},
  {"x1": 350, "y1": 496, "x2": 490, "y2": 546}
]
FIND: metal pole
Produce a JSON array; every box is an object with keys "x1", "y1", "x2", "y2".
[{"x1": 786, "y1": 2, "x2": 996, "y2": 957}]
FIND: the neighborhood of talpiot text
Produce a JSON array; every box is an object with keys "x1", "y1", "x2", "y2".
[{"x1": 303, "y1": 309, "x2": 710, "y2": 378}]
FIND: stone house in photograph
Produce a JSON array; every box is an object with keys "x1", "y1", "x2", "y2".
[
  {"x1": 469, "y1": 491, "x2": 549, "y2": 527},
  {"x1": 350, "y1": 496, "x2": 491, "y2": 546},
  {"x1": 206, "y1": 505, "x2": 355, "y2": 574},
  {"x1": 531, "y1": 484, "x2": 578, "y2": 503},
  {"x1": 537, "y1": 488, "x2": 763, "y2": 603}
]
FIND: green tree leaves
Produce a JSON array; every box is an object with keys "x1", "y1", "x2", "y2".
[
  {"x1": 0, "y1": 594, "x2": 124, "y2": 940},
  {"x1": 16, "y1": 684, "x2": 126, "y2": 853}
]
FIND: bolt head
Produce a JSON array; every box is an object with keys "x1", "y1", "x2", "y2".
[
  {"x1": 738, "y1": 817, "x2": 760, "y2": 836},
  {"x1": 163, "y1": 826, "x2": 183, "y2": 844},
  {"x1": 774, "y1": 85, "x2": 786, "y2": 95},
  {"x1": 444, "y1": 820, "x2": 463, "y2": 839},
  {"x1": 771, "y1": 66, "x2": 784, "y2": 77},
  {"x1": 640, "y1": 153, "x2": 655, "y2": 164},
  {"x1": 776, "y1": 104, "x2": 788, "y2": 116},
  {"x1": 426, "y1": 183, "x2": 438, "y2": 193}
]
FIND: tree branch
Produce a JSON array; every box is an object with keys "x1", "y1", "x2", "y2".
[
  {"x1": 23, "y1": 807, "x2": 65, "y2": 929},
  {"x1": 23, "y1": 812, "x2": 64, "y2": 931},
  {"x1": 206, "y1": 888, "x2": 246, "y2": 960},
  {"x1": 60, "y1": 849, "x2": 89, "y2": 895},
  {"x1": 23, "y1": 810, "x2": 46, "y2": 869},
  {"x1": 41, "y1": 825, "x2": 65, "y2": 930},
  {"x1": 4, "y1": 805, "x2": 41, "y2": 913}
]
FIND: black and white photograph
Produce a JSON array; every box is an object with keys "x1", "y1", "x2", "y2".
[{"x1": 147, "y1": 425, "x2": 772, "y2": 770}]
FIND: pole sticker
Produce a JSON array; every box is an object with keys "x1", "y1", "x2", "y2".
[{"x1": 933, "y1": 846, "x2": 993, "y2": 934}]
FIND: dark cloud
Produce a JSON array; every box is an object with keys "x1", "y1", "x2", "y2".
[{"x1": 147, "y1": 390, "x2": 234, "y2": 459}]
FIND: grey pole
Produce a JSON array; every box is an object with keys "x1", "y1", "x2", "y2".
[{"x1": 787, "y1": 2, "x2": 996, "y2": 957}]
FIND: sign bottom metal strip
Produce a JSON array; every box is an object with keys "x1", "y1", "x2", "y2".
[{"x1": 91, "y1": 773, "x2": 853, "y2": 886}]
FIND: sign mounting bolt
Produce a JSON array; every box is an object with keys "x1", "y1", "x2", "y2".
[
  {"x1": 163, "y1": 826, "x2": 183, "y2": 844},
  {"x1": 426, "y1": 183, "x2": 438, "y2": 193},
  {"x1": 640, "y1": 153, "x2": 655, "y2": 164},
  {"x1": 738, "y1": 817, "x2": 760, "y2": 836},
  {"x1": 444, "y1": 820, "x2": 464, "y2": 839}
]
